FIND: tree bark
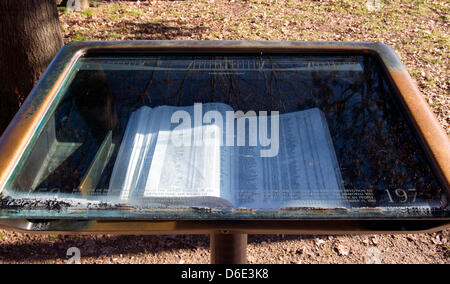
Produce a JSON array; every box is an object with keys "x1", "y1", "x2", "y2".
[{"x1": 0, "y1": 0, "x2": 63, "y2": 133}]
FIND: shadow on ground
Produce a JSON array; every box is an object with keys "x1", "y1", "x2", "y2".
[
  {"x1": 0, "y1": 234, "x2": 316, "y2": 262},
  {"x1": 65, "y1": 18, "x2": 206, "y2": 40},
  {"x1": 124, "y1": 21, "x2": 206, "y2": 40}
]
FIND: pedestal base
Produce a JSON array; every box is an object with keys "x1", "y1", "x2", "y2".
[{"x1": 210, "y1": 233, "x2": 247, "y2": 264}]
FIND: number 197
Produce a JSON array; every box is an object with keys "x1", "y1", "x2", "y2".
[{"x1": 384, "y1": 188, "x2": 417, "y2": 203}]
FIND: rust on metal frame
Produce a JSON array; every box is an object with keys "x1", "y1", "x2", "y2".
[{"x1": 0, "y1": 40, "x2": 448, "y2": 197}]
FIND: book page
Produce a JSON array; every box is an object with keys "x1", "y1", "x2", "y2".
[
  {"x1": 109, "y1": 103, "x2": 235, "y2": 202},
  {"x1": 143, "y1": 103, "x2": 234, "y2": 198},
  {"x1": 235, "y1": 108, "x2": 346, "y2": 209},
  {"x1": 108, "y1": 106, "x2": 156, "y2": 200}
]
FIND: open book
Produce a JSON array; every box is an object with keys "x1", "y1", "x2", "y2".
[{"x1": 109, "y1": 103, "x2": 346, "y2": 210}]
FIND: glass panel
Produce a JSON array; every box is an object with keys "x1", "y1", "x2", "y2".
[{"x1": 1, "y1": 53, "x2": 448, "y2": 219}]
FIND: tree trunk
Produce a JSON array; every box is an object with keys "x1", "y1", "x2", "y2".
[{"x1": 0, "y1": 0, "x2": 63, "y2": 134}]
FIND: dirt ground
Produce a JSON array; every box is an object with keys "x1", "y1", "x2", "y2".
[
  {"x1": 0, "y1": 0, "x2": 449, "y2": 264},
  {"x1": 0, "y1": 230, "x2": 448, "y2": 264}
]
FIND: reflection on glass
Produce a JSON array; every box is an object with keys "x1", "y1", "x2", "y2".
[{"x1": 2, "y1": 54, "x2": 447, "y2": 218}]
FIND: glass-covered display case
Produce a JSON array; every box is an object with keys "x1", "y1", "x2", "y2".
[{"x1": 0, "y1": 41, "x2": 448, "y2": 234}]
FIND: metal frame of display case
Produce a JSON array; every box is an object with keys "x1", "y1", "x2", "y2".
[{"x1": 0, "y1": 41, "x2": 449, "y2": 263}]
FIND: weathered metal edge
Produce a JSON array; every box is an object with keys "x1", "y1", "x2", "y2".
[{"x1": 0, "y1": 218, "x2": 448, "y2": 234}]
